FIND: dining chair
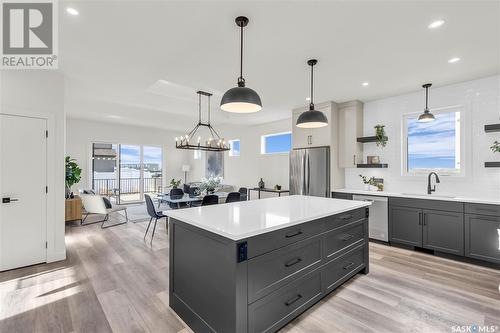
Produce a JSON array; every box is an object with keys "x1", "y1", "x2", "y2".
[
  {"x1": 169, "y1": 188, "x2": 186, "y2": 209},
  {"x1": 238, "y1": 187, "x2": 248, "y2": 201},
  {"x1": 144, "y1": 194, "x2": 168, "y2": 245},
  {"x1": 225, "y1": 192, "x2": 241, "y2": 203},
  {"x1": 183, "y1": 184, "x2": 191, "y2": 195},
  {"x1": 201, "y1": 195, "x2": 219, "y2": 206}
]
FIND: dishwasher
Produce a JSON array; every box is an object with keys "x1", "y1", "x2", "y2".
[{"x1": 352, "y1": 194, "x2": 388, "y2": 242}]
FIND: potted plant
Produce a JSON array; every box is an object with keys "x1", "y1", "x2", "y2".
[
  {"x1": 170, "y1": 178, "x2": 181, "y2": 189},
  {"x1": 200, "y1": 176, "x2": 223, "y2": 194},
  {"x1": 490, "y1": 141, "x2": 500, "y2": 153},
  {"x1": 375, "y1": 124, "x2": 387, "y2": 147},
  {"x1": 359, "y1": 174, "x2": 377, "y2": 191},
  {"x1": 65, "y1": 156, "x2": 82, "y2": 199}
]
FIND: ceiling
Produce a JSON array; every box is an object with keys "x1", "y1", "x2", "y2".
[{"x1": 62, "y1": 1, "x2": 500, "y2": 131}]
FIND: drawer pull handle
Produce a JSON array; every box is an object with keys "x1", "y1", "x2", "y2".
[
  {"x1": 284, "y1": 257, "x2": 303, "y2": 267},
  {"x1": 341, "y1": 234, "x2": 354, "y2": 241},
  {"x1": 285, "y1": 294, "x2": 302, "y2": 306},
  {"x1": 339, "y1": 214, "x2": 353, "y2": 220},
  {"x1": 285, "y1": 230, "x2": 303, "y2": 238},
  {"x1": 343, "y1": 262, "x2": 355, "y2": 270}
]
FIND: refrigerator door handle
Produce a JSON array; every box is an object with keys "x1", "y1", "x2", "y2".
[
  {"x1": 302, "y1": 152, "x2": 307, "y2": 195},
  {"x1": 307, "y1": 153, "x2": 311, "y2": 195}
]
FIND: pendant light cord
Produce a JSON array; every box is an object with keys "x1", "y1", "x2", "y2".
[
  {"x1": 310, "y1": 63, "x2": 314, "y2": 110},
  {"x1": 425, "y1": 86, "x2": 429, "y2": 111},
  {"x1": 238, "y1": 23, "x2": 245, "y2": 87},
  {"x1": 198, "y1": 93, "x2": 202, "y2": 124}
]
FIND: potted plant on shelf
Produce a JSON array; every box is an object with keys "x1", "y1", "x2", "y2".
[
  {"x1": 170, "y1": 178, "x2": 181, "y2": 189},
  {"x1": 490, "y1": 141, "x2": 500, "y2": 153},
  {"x1": 65, "y1": 156, "x2": 82, "y2": 199},
  {"x1": 375, "y1": 124, "x2": 387, "y2": 147}
]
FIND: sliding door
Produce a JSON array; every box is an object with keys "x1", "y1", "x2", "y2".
[
  {"x1": 119, "y1": 145, "x2": 142, "y2": 203},
  {"x1": 143, "y1": 146, "x2": 163, "y2": 196},
  {"x1": 92, "y1": 143, "x2": 118, "y2": 199}
]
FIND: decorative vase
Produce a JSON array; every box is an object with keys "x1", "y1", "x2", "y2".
[
  {"x1": 258, "y1": 178, "x2": 265, "y2": 189},
  {"x1": 65, "y1": 186, "x2": 71, "y2": 199},
  {"x1": 70, "y1": 192, "x2": 75, "y2": 199},
  {"x1": 275, "y1": 185, "x2": 282, "y2": 191}
]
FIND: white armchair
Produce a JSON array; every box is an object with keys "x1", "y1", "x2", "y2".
[{"x1": 80, "y1": 194, "x2": 128, "y2": 228}]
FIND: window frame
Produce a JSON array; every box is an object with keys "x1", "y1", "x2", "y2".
[
  {"x1": 228, "y1": 139, "x2": 241, "y2": 157},
  {"x1": 260, "y1": 131, "x2": 292, "y2": 155},
  {"x1": 401, "y1": 105, "x2": 464, "y2": 177}
]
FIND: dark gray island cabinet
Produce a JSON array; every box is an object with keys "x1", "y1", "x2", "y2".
[{"x1": 166, "y1": 195, "x2": 371, "y2": 333}]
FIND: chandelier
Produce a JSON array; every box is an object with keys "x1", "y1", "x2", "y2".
[{"x1": 175, "y1": 91, "x2": 230, "y2": 152}]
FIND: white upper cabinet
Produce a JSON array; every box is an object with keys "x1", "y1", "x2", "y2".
[
  {"x1": 338, "y1": 101, "x2": 364, "y2": 168},
  {"x1": 292, "y1": 103, "x2": 333, "y2": 149}
]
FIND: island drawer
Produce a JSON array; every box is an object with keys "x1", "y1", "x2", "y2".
[
  {"x1": 322, "y1": 244, "x2": 365, "y2": 293},
  {"x1": 248, "y1": 269, "x2": 322, "y2": 333},
  {"x1": 324, "y1": 208, "x2": 367, "y2": 232},
  {"x1": 465, "y1": 203, "x2": 500, "y2": 217},
  {"x1": 247, "y1": 220, "x2": 323, "y2": 258},
  {"x1": 324, "y1": 219, "x2": 365, "y2": 260},
  {"x1": 248, "y1": 236, "x2": 322, "y2": 303}
]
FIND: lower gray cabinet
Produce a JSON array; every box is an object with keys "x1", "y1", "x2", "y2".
[
  {"x1": 423, "y1": 210, "x2": 464, "y2": 255},
  {"x1": 389, "y1": 205, "x2": 422, "y2": 246},
  {"x1": 465, "y1": 214, "x2": 500, "y2": 264},
  {"x1": 390, "y1": 206, "x2": 465, "y2": 256}
]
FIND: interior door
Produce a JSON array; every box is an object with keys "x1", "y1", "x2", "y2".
[
  {"x1": 0, "y1": 114, "x2": 47, "y2": 271},
  {"x1": 306, "y1": 147, "x2": 330, "y2": 197}
]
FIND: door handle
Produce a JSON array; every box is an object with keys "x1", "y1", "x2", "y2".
[
  {"x1": 2, "y1": 197, "x2": 19, "y2": 203},
  {"x1": 418, "y1": 212, "x2": 422, "y2": 225},
  {"x1": 353, "y1": 154, "x2": 356, "y2": 165},
  {"x1": 423, "y1": 213, "x2": 427, "y2": 226}
]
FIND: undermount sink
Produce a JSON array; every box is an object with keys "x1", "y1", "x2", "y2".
[{"x1": 400, "y1": 193, "x2": 457, "y2": 199}]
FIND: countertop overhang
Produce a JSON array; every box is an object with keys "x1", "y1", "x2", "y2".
[
  {"x1": 165, "y1": 195, "x2": 371, "y2": 241},
  {"x1": 334, "y1": 189, "x2": 500, "y2": 206}
]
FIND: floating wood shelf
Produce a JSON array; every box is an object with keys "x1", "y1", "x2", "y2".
[
  {"x1": 485, "y1": 124, "x2": 500, "y2": 133},
  {"x1": 357, "y1": 136, "x2": 388, "y2": 143},
  {"x1": 357, "y1": 163, "x2": 388, "y2": 168},
  {"x1": 485, "y1": 162, "x2": 500, "y2": 168}
]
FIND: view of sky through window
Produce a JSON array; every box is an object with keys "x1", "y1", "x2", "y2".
[
  {"x1": 407, "y1": 111, "x2": 459, "y2": 171},
  {"x1": 263, "y1": 132, "x2": 292, "y2": 154}
]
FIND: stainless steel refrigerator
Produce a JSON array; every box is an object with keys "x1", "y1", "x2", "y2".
[{"x1": 289, "y1": 147, "x2": 330, "y2": 197}]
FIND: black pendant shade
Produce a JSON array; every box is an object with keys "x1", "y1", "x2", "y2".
[
  {"x1": 418, "y1": 83, "x2": 436, "y2": 123},
  {"x1": 221, "y1": 16, "x2": 262, "y2": 113},
  {"x1": 296, "y1": 59, "x2": 328, "y2": 128}
]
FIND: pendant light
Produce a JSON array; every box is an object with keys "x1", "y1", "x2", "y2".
[
  {"x1": 418, "y1": 83, "x2": 436, "y2": 122},
  {"x1": 296, "y1": 59, "x2": 328, "y2": 128},
  {"x1": 176, "y1": 91, "x2": 230, "y2": 152},
  {"x1": 220, "y1": 16, "x2": 262, "y2": 113}
]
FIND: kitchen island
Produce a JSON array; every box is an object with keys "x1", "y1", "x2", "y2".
[{"x1": 166, "y1": 195, "x2": 371, "y2": 333}]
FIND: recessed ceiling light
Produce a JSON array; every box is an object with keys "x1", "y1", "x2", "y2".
[
  {"x1": 448, "y1": 57, "x2": 460, "y2": 63},
  {"x1": 362, "y1": 82, "x2": 369, "y2": 87},
  {"x1": 428, "y1": 20, "x2": 445, "y2": 29},
  {"x1": 66, "y1": 7, "x2": 79, "y2": 16}
]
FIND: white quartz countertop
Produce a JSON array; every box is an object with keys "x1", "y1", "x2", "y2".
[
  {"x1": 334, "y1": 189, "x2": 500, "y2": 206},
  {"x1": 165, "y1": 195, "x2": 371, "y2": 241}
]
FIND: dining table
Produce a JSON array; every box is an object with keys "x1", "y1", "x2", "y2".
[{"x1": 157, "y1": 192, "x2": 229, "y2": 209}]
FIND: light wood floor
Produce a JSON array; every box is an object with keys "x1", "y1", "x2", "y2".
[{"x1": 1, "y1": 208, "x2": 499, "y2": 333}]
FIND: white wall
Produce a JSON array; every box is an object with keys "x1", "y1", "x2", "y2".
[
  {"x1": 189, "y1": 119, "x2": 291, "y2": 192},
  {"x1": 66, "y1": 118, "x2": 191, "y2": 192},
  {"x1": 345, "y1": 75, "x2": 500, "y2": 200},
  {"x1": 0, "y1": 71, "x2": 66, "y2": 262}
]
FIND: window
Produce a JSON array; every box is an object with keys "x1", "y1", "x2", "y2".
[
  {"x1": 193, "y1": 150, "x2": 201, "y2": 160},
  {"x1": 261, "y1": 132, "x2": 292, "y2": 154},
  {"x1": 229, "y1": 139, "x2": 240, "y2": 157},
  {"x1": 403, "y1": 108, "x2": 461, "y2": 175}
]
